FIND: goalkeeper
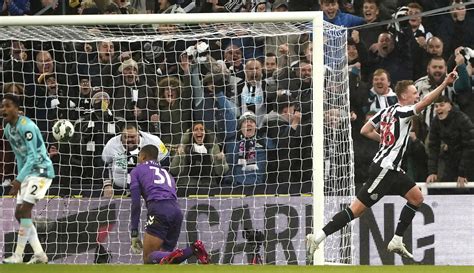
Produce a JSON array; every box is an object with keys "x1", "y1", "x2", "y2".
[{"x1": 129, "y1": 145, "x2": 209, "y2": 264}]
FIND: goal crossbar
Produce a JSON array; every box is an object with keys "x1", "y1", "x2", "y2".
[{"x1": 0, "y1": 12, "x2": 321, "y2": 26}]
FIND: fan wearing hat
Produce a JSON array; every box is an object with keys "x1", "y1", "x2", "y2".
[
  {"x1": 426, "y1": 95, "x2": 474, "y2": 190},
  {"x1": 74, "y1": 90, "x2": 124, "y2": 187},
  {"x1": 224, "y1": 112, "x2": 273, "y2": 185}
]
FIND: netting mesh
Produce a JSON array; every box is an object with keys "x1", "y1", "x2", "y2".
[{"x1": 0, "y1": 20, "x2": 353, "y2": 264}]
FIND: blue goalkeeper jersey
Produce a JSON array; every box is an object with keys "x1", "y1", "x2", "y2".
[{"x1": 3, "y1": 116, "x2": 55, "y2": 183}]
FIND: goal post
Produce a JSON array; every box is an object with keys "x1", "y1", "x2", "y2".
[{"x1": 0, "y1": 12, "x2": 353, "y2": 265}]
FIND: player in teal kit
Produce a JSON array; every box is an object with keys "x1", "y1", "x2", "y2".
[
  {"x1": 130, "y1": 145, "x2": 209, "y2": 264},
  {"x1": 1, "y1": 94, "x2": 55, "y2": 264}
]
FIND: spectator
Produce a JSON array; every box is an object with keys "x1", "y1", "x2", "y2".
[
  {"x1": 73, "y1": 91, "x2": 124, "y2": 191},
  {"x1": 110, "y1": 0, "x2": 138, "y2": 14},
  {"x1": 367, "y1": 31, "x2": 413, "y2": 84},
  {"x1": 192, "y1": 61, "x2": 238, "y2": 143},
  {"x1": 170, "y1": 121, "x2": 229, "y2": 187},
  {"x1": 264, "y1": 2, "x2": 302, "y2": 70},
  {"x1": 25, "y1": 50, "x2": 66, "y2": 132},
  {"x1": 38, "y1": 0, "x2": 62, "y2": 15},
  {"x1": 263, "y1": 53, "x2": 278, "y2": 82},
  {"x1": 101, "y1": 123, "x2": 169, "y2": 197},
  {"x1": 367, "y1": 69, "x2": 398, "y2": 113},
  {"x1": 225, "y1": 112, "x2": 272, "y2": 186},
  {"x1": 347, "y1": 37, "x2": 370, "y2": 126},
  {"x1": 156, "y1": 0, "x2": 185, "y2": 13},
  {"x1": 271, "y1": 0, "x2": 288, "y2": 12},
  {"x1": 348, "y1": 30, "x2": 369, "y2": 81},
  {"x1": 224, "y1": 44, "x2": 245, "y2": 82},
  {"x1": 152, "y1": 76, "x2": 192, "y2": 152},
  {"x1": 76, "y1": 40, "x2": 121, "y2": 90},
  {"x1": 404, "y1": 116, "x2": 428, "y2": 183},
  {"x1": 111, "y1": 58, "x2": 157, "y2": 130},
  {"x1": 407, "y1": 2, "x2": 435, "y2": 80},
  {"x1": 436, "y1": 0, "x2": 474, "y2": 59},
  {"x1": 414, "y1": 56, "x2": 470, "y2": 129},
  {"x1": 2, "y1": 0, "x2": 30, "y2": 15},
  {"x1": 68, "y1": 74, "x2": 97, "y2": 121},
  {"x1": 320, "y1": 0, "x2": 365, "y2": 28},
  {"x1": 253, "y1": 0, "x2": 267, "y2": 12},
  {"x1": 261, "y1": 95, "x2": 308, "y2": 187},
  {"x1": 77, "y1": 0, "x2": 98, "y2": 14},
  {"x1": 2, "y1": 40, "x2": 33, "y2": 85},
  {"x1": 426, "y1": 96, "x2": 474, "y2": 191},
  {"x1": 40, "y1": 73, "x2": 74, "y2": 128},
  {"x1": 236, "y1": 58, "x2": 269, "y2": 127},
  {"x1": 426, "y1": 36, "x2": 445, "y2": 58},
  {"x1": 358, "y1": 0, "x2": 386, "y2": 52}
]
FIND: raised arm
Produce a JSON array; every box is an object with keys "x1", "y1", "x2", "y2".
[{"x1": 414, "y1": 69, "x2": 458, "y2": 114}]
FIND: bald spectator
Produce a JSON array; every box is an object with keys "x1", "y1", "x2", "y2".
[{"x1": 236, "y1": 59, "x2": 270, "y2": 127}]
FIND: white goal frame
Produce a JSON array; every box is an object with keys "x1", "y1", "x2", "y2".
[{"x1": 0, "y1": 12, "x2": 326, "y2": 265}]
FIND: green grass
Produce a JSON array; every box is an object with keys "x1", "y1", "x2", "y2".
[{"x1": 1, "y1": 265, "x2": 473, "y2": 273}]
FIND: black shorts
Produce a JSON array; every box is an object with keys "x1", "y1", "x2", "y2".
[{"x1": 357, "y1": 163, "x2": 417, "y2": 207}]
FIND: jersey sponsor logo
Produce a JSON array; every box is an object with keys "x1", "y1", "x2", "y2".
[{"x1": 25, "y1": 131, "x2": 33, "y2": 141}]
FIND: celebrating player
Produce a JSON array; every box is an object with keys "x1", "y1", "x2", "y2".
[
  {"x1": 1, "y1": 94, "x2": 55, "y2": 264},
  {"x1": 129, "y1": 145, "x2": 209, "y2": 264},
  {"x1": 306, "y1": 68, "x2": 459, "y2": 262}
]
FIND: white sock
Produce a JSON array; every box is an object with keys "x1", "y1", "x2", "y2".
[
  {"x1": 315, "y1": 229, "x2": 327, "y2": 244},
  {"x1": 15, "y1": 219, "x2": 33, "y2": 256},
  {"x1": 29, "y1": 224, "x2": 45, "y2": 255}
]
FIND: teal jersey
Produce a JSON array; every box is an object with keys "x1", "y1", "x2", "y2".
[{"x1": 3, "y1": 116, "x2": 55, "y2": 183}]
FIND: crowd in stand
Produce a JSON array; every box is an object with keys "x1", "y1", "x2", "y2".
[{"x1": 0, "y1": 0, "x2": 473, "y2": 196}]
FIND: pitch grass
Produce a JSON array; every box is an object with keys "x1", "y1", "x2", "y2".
[{"x1": 1, "y1": 265, "x2": 473, "y2": 273}]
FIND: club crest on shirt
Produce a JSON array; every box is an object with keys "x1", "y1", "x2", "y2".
[
  {"x1": 25, "y1": 131, "x2": 33, "y2": 141},
  {"x1": 370, "y1": 193, "x2": 378, "y2": 201}
]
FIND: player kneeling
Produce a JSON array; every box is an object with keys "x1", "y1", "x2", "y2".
[{"x1": 129, "y1": 145, "x2": 209, "y2": 264}]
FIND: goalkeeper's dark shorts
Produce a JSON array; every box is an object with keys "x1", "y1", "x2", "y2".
[
  {"x1": 145, "y1": 200, "x2": 183, "y2": 251},
  {"x1": 357, "y1": 163, "x2": 417, "y2": 207}
]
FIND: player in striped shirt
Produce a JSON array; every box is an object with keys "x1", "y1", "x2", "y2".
[
  {"x1": 307, "y1": 69, "x2": 458, "y2": 262},
  {"x1": 129, "y1": 145, "x2": 209, "y2": 264},
  {"x1": 1, "y1": 94, "x2": 55, "y2": 264}
]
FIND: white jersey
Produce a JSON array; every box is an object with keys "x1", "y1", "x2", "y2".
[
  {"x1": 102, "y1": 131, "x2": 169, "y2": 188},
  {"x1": 369, "y1": 103, "x2": 418, "y2": 172}
]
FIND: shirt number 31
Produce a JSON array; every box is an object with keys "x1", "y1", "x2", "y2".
[{"x1": 149, "y1": 166, "x2": 172, "y2": 187}]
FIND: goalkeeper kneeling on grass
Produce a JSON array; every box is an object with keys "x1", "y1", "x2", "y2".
[{"x1": 129, "y1": 145, "x2": 210, "y2": 264}]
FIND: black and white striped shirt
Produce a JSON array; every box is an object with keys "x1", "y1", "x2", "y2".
[
  {"x1": 414, "y1": 76, "x2": 455, "y2": 128},
  {"x1": 369, "y1": 103, "x2": 418, "y2": 172}
]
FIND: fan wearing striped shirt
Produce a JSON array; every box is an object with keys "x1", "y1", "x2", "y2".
[{"x1": 306, "y1": 68, "x2": 458, "y2": 262}]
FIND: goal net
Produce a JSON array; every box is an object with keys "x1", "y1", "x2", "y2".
[{"x1": 0, "y1": 15, "x2": 354, "y2": 265}]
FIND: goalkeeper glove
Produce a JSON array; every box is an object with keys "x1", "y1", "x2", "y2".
[{"x1": 130, "y1": 229, "x2": 143, "y2": 254}]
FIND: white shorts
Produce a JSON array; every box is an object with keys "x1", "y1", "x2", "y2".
[{"x1": 16, "y1": 176, "x2": 52, "y2": 205}]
